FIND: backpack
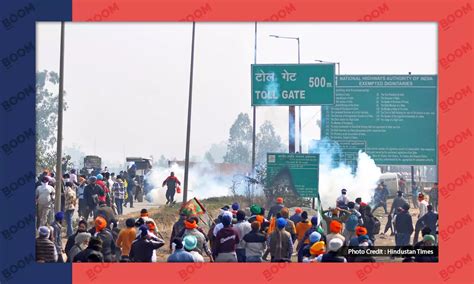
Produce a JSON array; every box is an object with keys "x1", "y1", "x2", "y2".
[
  {"x1": 372, "y1": 216, "x2": 381, "y2": 234},
  {"x1": 345, "y1": 213, "x2": 359, "y2": 232}
]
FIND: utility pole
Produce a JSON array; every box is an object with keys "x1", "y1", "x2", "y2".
[
  {"x1": 251, "y1": 22, "x2": 257, "y2": 177},
  {"x1": 54, "y1": 22, "x2": 65, "y2": 212},
  {"x1": 183, "y1": 22, "x2": 196, "y2": 203}
]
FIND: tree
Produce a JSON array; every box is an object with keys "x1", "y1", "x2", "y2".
[
  {"x1": 256, "y1": 120, "x2": 285, "y2": 165},
  {"x1": 205, "y1": 142, "x2": 227, "y2": 163},
  {"x1": 36, "y1": 70, "x2": 68, "y2": 174},
  {"x1": 204, "y1": 151, "x2": 215, "y2": 163},
  {"x1": 223, "y1": 113, "x2": 252, "y2": 164}
]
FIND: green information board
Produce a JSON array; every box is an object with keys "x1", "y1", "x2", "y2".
[
  {"x1": 251, "y1": 64, "x2": 335, "y2": 106},
  {"x1": 321, "y1": 75, "x2": 437, "y2": 165},
  {"x1": 266, "y1": 153, "x2": 319, "y2": 197}
]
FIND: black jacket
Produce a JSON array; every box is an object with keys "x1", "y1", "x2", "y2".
[
  {"x1": 96, "y1": 229, "x2": 116, "y2": 262},
  {"x1": 84, "y1": 183, "x2": 101, "y2": 207},
  {"x1": 267, "y1": 204, "x2": 284, "y2": 220},
  {"x1": 395, "y1": 211, "x2": 414, "y2": 235},
  {"x1": 97, "y1": 205, "x2": 116, "y2": 225},
  {"x1": 320, "y1": 251, "x2": 346, "y2": 262},
  {"x1": 73, "y1": 248, "x2": 104, "y2": 262},
  {"x1": 129, "y1": 236, "x2": 165, "y2": 262}
]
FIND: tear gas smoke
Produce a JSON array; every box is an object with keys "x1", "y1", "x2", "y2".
[
  {"x1": 145, "y1": 161, "x2": 235, "y2": 204},
  {"x1": 312, "y1": 139, "x2": 382, "y2": 209}
]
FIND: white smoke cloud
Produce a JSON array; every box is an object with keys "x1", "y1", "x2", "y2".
[
  {"x1": 318, "y1": 150, "x2": 382, "y2": 209},
  {"x1": 145, "y1": 161, "x2": 234, "y2": 204},
  {"x1": 145, "y1": 141, "x2": 381, "y2": 209}
]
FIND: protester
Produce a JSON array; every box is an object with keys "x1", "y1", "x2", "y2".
[
  {"x1": 36, "y1": 226, "x2": 58, "y2": 263},
  {"x1": 52, "y1": 212, "x2": 65, "y2": 263},
  {"x1": 317, "y1": 238, "x2": 346, "y2": 262},
  {"x1": 181, "y1": 217, "x2": 213, "y2": 261},
  {"x1": 36, "y1": 176, "x2": 55, "y2": 227},
  {"x1": 430, "y1": 182, "x2": 438, "y2": 212},
  {"x1": 184, "y1": 235, "x2": 204, "y2": 262},
  {"x1": 213, "y1": 210, "x2": 233, "y2": 237},
  {"x1": 326, "y1": 220, "x2": 345, "y2": 247},
  {"x1": 414, "y1": 205, "x2": 438, "y2": 243},
  {"x1": 372, "y1": 183, "x2": 389, "y2": 214},
  {"x1": 300, "y1": 231, "x2": 322, "y2": 262},
  {"x1": 354, "y1": 197, "x2": 362, "y2": 211},
  {"x1": 280, "y1": 208, "x2": 297, "y2": 244},
  {"x1": 394, "y1": 204, "x2": 414, "y2": 247},
  {"x1": 418, "y1": 193, "x2": 429, "y2": 219},
  {"x1": 97, "y1": 201, "x2": 116, "y2": 226},
  {"x1": 385, "y1": 191, "x2": 408, "y2": 236},
  {"x1": 213, "y1": 214, "x2": 239, "y2": 262},
  {"x1": 321, "y1": 207, "x2": 350, "y2": 232},
  {"x1": 336, "y1": 188, "x2": 349, "y2": 207},
  {"x1": 112, "y1": 175, "x2": 126, "y2": 215},
  {"x1": 65, "y1": 219, "x2": 88, "y2": 258},
  {"x1": 73, "y1": 236, "x2": 104, "y2": 262},
  {"x1": 295, "y1": 211, "x2": 311, "y2": 241},
  {"x1": 63, "y1": 182, "x2": 77, "y2": 237},
  {"x1": 414, "y1": 234, "x2": 438, "y2": 262},
  {"x1": 68, "y1": 232, "x2": 91, "y2": 262},
  {"x1": 94, "y1": 216, "x2": 116, "y2": 262},
  {"x1": 343, "y1": 201, "x2": 363, "y2": 244},
  {"x1": 170, "y1": 213, "x2": 187, "y2": 253},
  {"x1": 269, "y1": 217, "x2": 293, "y2": 262},
  {"x1": 130, "y1": 225, "x2": 165, "y2": 262},
  {"x1": 360, "y1": 204, "x2": 379, "y2": 244},
  {"x1": 248, "y1": 204, "x2": 262, "y2": 223},
  {"x1": 167, "y1": 238, "x2": 195, "y2": 262},
  {"x1": 399, "y1": 177, "x2": 406, "y2": 195},
  {"x1": 233, "y1": 210, "x2": 252, "y2": 262},
  {"x1": 306, "y1": 240, "x2": 325, "y2": 262},
  {"x1": 77, "y1": 176, "x2": 87, "y2": 218},
  {"x1": 124, "y1": 173, "x2": 135, "y2": 208},
  {"x1": 353, "y1": 239, "x2": 376, "y2": 262},
  {"x1": 116, "y1": 218, "x2": 137, "y2": 261},
  {"x1": 231, "y1": 202, "x2": 240, "y2": 218},
  {"x1": 290, "y1": 208, "x2": 303, "y2": 225},
  {"x1": 243, "y1": 221, "x2": 267, "y2": 262},
  {"x1": 162, "y1": 172, "x2": 181, "y2": 205},
  {"x1": 267, "y1": 197, "x2": 285, "y2": 220},
  {"x1": 83, "y1": 176, "x2": 101, "y2": 221}
]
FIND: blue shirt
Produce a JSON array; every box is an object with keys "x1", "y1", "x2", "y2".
[{"x1": 167, "y1": 248, "x2": 195, "y2": 262}]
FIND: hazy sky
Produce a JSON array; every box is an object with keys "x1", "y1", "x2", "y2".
[{"x1": 36, "y1": 22, "x2": 437, "y2": 166}]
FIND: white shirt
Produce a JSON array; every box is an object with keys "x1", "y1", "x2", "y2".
[
  {"x1": 189, "y1": 250, "x2": 204, "y2": 262},
  {"x1": 69, "y1": 173, "x2": 77, "y2": 184},
  {"x1": 36, "y1": 183, "x2": 55, "y2": 205},
  {"x1": 336, "y1": 194, "x2": 348, "y2": 205},
  {"x1": 418, "y1": 200, "x2": 429, "y2": 218}
]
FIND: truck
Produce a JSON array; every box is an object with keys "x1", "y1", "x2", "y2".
[
  {"x1": 126, "y1": 157, "x2": 153, "y2": 202},
  {"x1": 80, "y1": 155, "x2": 102, "y2": 177}
]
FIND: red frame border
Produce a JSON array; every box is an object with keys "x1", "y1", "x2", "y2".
[{"x1": 71, "y1": 1, "x2": 474, "y2": 283}]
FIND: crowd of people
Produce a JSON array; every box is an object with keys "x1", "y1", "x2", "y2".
[{"x1": 35, "y1": 169, "x2": 439, "y2": 263}]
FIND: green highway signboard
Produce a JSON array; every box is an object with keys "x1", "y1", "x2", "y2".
[
  {"x1": 309, "y1": 140, "x2": 366, "y2": 171},
  {"x1": 321, "y1": 75, "x2": 437, "y2": 165},
  {"x1": 251, "y1": 64, "x2": 335, "y2": 106},
  {"x1": 266, "y1": 153, "x2": 319, "y2": 197}
]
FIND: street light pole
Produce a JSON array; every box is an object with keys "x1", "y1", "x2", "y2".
[
  {"x1": 297, "y1": 38, "x2": 302, "y2": 153},
  {"x1": 54, "y1": 22, "x2": 65, "y2": 212},
  {"x1": 269, "y1": 35, "x2": 300, "y2": 154},
  {"x1": 251, "y1": 22, "x2": 257, "y2": 176},
  {"x1": 183, "y1": 22, "x2": 196, "y2": 204}
]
